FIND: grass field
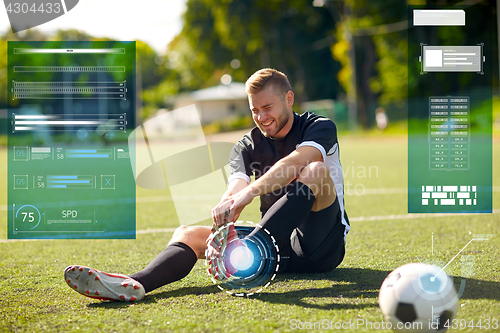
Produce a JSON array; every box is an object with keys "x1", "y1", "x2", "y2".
[{"x1": 0, "y1": 133, "x2": 499, "y2": 332}]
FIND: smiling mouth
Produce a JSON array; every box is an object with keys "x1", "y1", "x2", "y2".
[{"x1": 261, "y1": 120, "x2": 273, "y2": 127}]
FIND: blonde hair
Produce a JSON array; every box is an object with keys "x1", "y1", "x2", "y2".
[{"x1": 245, "y1": 68, "x2": 292, "y2": 99}]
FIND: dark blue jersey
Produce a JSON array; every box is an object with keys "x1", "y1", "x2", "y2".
[{"x1": 228, "y1": 112, "x2": 349, "y2": 234}]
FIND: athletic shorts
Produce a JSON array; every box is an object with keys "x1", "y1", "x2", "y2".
[{"x1": 276, "y1": 196, "x2": 346, "y2": 273}]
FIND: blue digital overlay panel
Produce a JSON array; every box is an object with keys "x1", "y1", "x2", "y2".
[
  {"x1": 408, "y1": 6, "x2": 493, "y2": 213},
  {"x1": 7, "y1": 41, "x2": 136, "y2": 239}
]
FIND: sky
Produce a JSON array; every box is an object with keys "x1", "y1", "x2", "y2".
[{"x1": 0, "y1": 0, "x2": 187, "y2": 53}]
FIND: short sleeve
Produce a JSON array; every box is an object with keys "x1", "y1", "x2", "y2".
[
  {"x1": 297, "y1": 117, "x2": 338, "y2": 161},
  {"x1": 227, "y1": 140, "x2": 252, "y2": 184}
]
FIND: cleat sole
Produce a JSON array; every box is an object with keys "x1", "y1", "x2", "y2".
[{"x1": 64, "y1": 265, "x2": 145, "y2": 302}]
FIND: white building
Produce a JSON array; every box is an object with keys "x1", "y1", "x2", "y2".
[{"x1": 173, "y1": 82, "x2": 249, "y2": 124}]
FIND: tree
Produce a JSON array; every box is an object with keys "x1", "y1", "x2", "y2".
[
  {"x1": 168, "y1": 0, "x2": 343, "y2": 105},
  {"x1": 329, "y1": 0, "x2": 408, "y2": 128}
]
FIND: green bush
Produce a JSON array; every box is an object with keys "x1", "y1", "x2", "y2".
[{"x1": 202, "y1": 115, "x2": 254, "y2": 135}]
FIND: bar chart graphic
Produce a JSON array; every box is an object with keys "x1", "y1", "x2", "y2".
[
  {"x1": 66, "y1": 149, "x2": 113, "y2": 158},
  {"x1": 14, "y1": 66, "x2": 125, "y2": 73},
  {"x1": 12, "y1": 81, "x2": 127, "y2": 100},
  {"x1": 14, "y1": 48, "x2": 125, "y2": 54},
  {"x1": 46, "y1": 175, "x2": 93, "y2": 189},
  {"x1": 12, "y1": 113, "x2": 127, "y2": 132}
]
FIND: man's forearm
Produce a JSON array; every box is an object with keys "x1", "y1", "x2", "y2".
[
  {"x1": 212, "y1": 146, "x2": 322, "y2": 226},
  {"x1": 246, "y1": 158, "x2": 299, "y2": 197},
  {"x1": 222, "y1": 178, "x2": 249, "y2": 200},
  {"x1": 244, "y1": 146, "x2": 322, "y2": 199}
]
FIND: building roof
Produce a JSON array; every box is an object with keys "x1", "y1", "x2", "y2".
[{"x1": 191, "y1": 82, "x2": 247, "y2": 102}]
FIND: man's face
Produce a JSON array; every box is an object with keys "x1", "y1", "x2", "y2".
[{"x1": 248, "y1": 85, "x2": 293, "y2": 138}]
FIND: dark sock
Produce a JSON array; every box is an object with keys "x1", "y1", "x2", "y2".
[
  {"x1": 129, "y1": 242, "x2": 197, "y2": 293},
  {"x1": 247, "y1": 182, "x2": 315, "y2": 241}
]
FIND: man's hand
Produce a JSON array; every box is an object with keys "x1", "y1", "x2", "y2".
[
  {"x1": 205, "y1": 233, "x2": 221, "y2": 258},
  {"x1": 205, "y1": 222, "x2": 240, "y2": 280},
  {"x1": 207, "y1": 208, "x2": 230, "y2": 261},
  {"x1": 211, "y1": 198, "x2": 232, "y2": 228},
  {"x1": 212, "y1": 178, "x2": 249, "y2": 227},
  {"x1": 227, "y1": 187, "x2": 255, "y2": 223},
  {"x1": 211, "y1": 187, "x2": 255, "y2": 227}
]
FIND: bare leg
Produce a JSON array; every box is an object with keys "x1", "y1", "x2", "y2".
[
  {"x1": 129, "y1": 225, "x2": 211, "y2": 292},
  {"x1": 168, "y1": 225, "x2": 211, "y2": 259}
]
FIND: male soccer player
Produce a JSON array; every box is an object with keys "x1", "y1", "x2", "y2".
[{"x1": 64, "y1": 68, "x2": 350, "y2": 302}]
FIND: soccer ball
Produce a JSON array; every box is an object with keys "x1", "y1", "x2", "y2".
[{"x1": 379, "y1": 263, "x2": 458, "y2": 332}]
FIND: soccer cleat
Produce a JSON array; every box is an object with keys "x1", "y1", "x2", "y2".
[{"x1": 64, "y1": 265, "x2": 145, "y2": 302}]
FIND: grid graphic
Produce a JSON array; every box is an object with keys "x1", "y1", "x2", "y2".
[{"x1": 429, "y1": 96, "x2": 469, "y2": 170}]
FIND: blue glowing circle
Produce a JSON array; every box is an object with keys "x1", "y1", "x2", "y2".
[
  {"x1": 229, "y1": 244, "x2": 254, "y2": 271},
  {"x1": 417, "y1": 266, "x2": 447, "y2": 295},
  {"x1": 206, "y1": 222, "x2": 280, "y2": 296}
]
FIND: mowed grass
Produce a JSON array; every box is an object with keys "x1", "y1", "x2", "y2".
[{"x1": 0, "y1": 134, "x2": 499, "y2": 332}]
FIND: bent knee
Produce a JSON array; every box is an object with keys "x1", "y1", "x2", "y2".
[
  {"x1": 172, "y1": 225, "x2": 190, "y2": 239},
  {"x1": 298, "y1": 161, "x2": 330, "y2": 184},
  {"x1": 169, "y1": 225, "x2": 211, "y2": 258},
  {"x1": 170, "y1": 225, "x2": 199, "y2": 245}
]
